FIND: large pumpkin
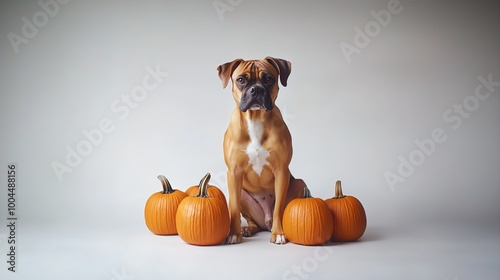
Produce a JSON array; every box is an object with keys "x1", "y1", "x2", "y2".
[
  {"x1": 144, "y1": 175, "x2": 187, "y2": 235},
  {"x1": 282, "y1": 187, "x2": 333, "y2": 246},
  {"x1": 176, "y1": 173, "x2": 230, "y2": 246},
  {"x1": 325, "y1": 180, "x2": 366, "y2": 242}
]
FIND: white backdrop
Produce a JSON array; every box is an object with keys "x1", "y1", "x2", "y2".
[{"x1": 1, "y1": 1, "x2": 499, "y2": 279}]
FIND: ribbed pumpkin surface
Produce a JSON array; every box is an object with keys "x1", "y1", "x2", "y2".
[
  {"x1": 282, "y1": 188, "x2": 333, "y2": 246},
  {"x1": 176, "y1": 173, "x2": 230, "y2": 246},
  {"x1": 325, "y1": 181, "x2": 366, "y2": 242},
  {"x1": 144, "y1": 175, "x2": 187, "y2": 235},
  {"x1": 176, "y1": 196, "x2": 230, "y2": 245},
  {"x1": 144, "y1": 190, "x2": 187, "y2": 235}
]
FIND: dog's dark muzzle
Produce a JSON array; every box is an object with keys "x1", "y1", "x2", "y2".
[{"x1": 239, "y1": 85, "x2": 273, "y2": 112}]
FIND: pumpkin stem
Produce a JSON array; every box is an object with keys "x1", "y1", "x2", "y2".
[
  {"x1": 302, "y1": 187, "x2": 313, "y2": 198},
  {"x1": 334, "y1": 180, "x2": 346, "y2": 198},
  {"x1": 197, "y1": 172, "x2": 211, "y2": 198},
  {"x1": 157, "y1": 175, "x2": 175, "y2": 194}
]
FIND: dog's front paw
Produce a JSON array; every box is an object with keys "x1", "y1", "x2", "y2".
[
  {"x1": 225, "y1": 234, "x2": 242, "y2": 244},
  {"x1": 270, "y1": 233, "x2": 287, "y2": 245}
]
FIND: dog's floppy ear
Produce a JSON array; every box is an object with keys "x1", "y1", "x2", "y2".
[
  {"x1": 265, "y1": 56, "x2": 291, "y2": 87},
  {"x1": 217, "y1": 58, "x2": 243, "y2": 89}
]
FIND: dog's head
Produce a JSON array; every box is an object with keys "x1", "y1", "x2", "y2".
[{"x1": 217, "y1": 57, "x2": 291, "y2": 112}]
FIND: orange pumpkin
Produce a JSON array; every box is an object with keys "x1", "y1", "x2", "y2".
[
  {"x1": 144, "y1": 175, "x2": 187, "y2": 235},
  {"x1": 176, "y1": 173, "x2": 230, "y2": 246},
  {"x1": 282, "y1": 187, "x2": 333, "y2": 245},
  {"x1": 185, "y1": 179, "x2": 227, "y2": 206},
  {"x1": 325, "y1": 180, "x2": 366, "y2": 242}
]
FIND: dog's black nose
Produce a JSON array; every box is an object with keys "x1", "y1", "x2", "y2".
[{"x1": 249, "y1": 85, "x2": 265, "y2": 96}]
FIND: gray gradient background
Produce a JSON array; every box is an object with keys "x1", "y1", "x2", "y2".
[{"x1": 1, "y1": 0, "x2": 499, "y2": 279}]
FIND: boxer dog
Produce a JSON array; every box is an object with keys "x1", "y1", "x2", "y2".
[{"x1": 217, "y1": 57, "x2": 306, "y2": 244}]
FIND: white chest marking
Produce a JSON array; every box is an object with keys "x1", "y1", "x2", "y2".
[{"x1": 244, "y1": 118, "x2": 270, "y2": 175}]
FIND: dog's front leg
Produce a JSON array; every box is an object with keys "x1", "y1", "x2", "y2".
[
  {"x1": 225, "y1": 168, "x2": 243, "y2": 244},
  {"x1": 270, "y1": 168, "x2": 291, "y2": 244}
]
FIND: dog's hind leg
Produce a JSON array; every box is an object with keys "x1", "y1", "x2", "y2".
[
  {"x1": 240, "y1": 188, "x2": 267, "y2": 237},
  {"x1": 286, "y1": 175, "x2": 307, "y2": 204}
]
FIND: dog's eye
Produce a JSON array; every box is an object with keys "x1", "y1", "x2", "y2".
[
  {"x1": 236, "y1": 77, "x2": 247, "y2": 85},
  {"x1": 264, "y1": 76, "x2": 274, "y2": 85}
]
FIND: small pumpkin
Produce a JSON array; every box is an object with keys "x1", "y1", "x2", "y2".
[
  {"x1": 325, "y1": 180, "x2": 367, "y2": 242},
  {"x1": 282, "y1": 187, "x2": 333, "y2": 246},
  {"x1": 185, "y1": 180, "x2": 227, "y2": 206},
  {"x1": 144, "y1": 175, "x2": 187, "y2": 235},
  {"x1": 176, "y1": 173, "x2": 230, "y2": 246}
]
